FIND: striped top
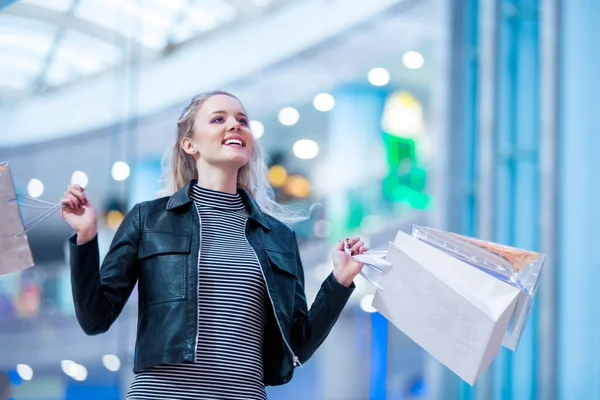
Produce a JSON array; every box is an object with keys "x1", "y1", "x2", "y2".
[{"x1": 127, "y1": 185, "x2": 268, "y2": 400}]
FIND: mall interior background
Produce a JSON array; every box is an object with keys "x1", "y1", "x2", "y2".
[{"x1": 0, "y1": 0, "x2": 598, "y2": 399}]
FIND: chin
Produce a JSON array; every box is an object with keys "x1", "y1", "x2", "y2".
[{"x1": 219, "y1": 156, "x2": 249, "y2": 170}]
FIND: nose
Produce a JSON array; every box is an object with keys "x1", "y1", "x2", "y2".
[{"x1": 227, "y1": 117, "x2": 240, "y2": 131}]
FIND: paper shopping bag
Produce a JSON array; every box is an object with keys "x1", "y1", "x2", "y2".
[
  {"x1": 371, "y1": 230, "x2": 523, "y2": 385},
  {"x1": 410, "y1": 225, "x2": 544, "y2": 351},
  {"x1": 0, "y1": 163, "x2": 35, "y2": 276}
]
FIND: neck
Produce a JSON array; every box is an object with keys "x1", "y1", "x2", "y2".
[{"x1": 195, "y1": 161, "x2": 238, "y2": 194}]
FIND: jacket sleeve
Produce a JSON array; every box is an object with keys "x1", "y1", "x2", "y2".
[
  {"x1": 289, "y1": 232, "x2": 355, "y2": 364},
  {"x1": 69, "y1": 203, "x2": 141, "y2": 335}
]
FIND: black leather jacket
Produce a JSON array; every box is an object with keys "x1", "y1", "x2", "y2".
[{"x1": 69, "y1": 181, "x2": 354, "y2": 386}]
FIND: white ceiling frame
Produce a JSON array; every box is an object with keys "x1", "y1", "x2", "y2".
[
  {"x1": 3, "y1": 2, "x2": 143, "y2": 52},
  {"x1": 0, "y1": 0, "x2": 408, "y2": 148}
]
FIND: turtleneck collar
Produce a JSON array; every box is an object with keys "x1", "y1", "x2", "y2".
[{"x1": 189, "y1": 184, "x2": 245, "y2": 211}]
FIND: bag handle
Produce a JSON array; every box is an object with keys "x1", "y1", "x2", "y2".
[{"x1": 350, "y1": 248, "x2": 392, "y2": 291}]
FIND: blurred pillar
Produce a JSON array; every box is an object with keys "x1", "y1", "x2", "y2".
[
  {"x1": 128, "y1": 157, "x2": 163, "y2": 208},
  {"x1": 449, "y1": 0, "x2": 544, "y2": 398},
  {"x1": 324, "y1": 85, "x2": 388, "y2": 398},
  {"x1": 557, "y1": 0, "x2": 600, "y2": 398},
  {"x1": 537, "y1": 0, "x2": 559, "y2": 398},
  {"x1": 370, "y1": 312, "x2": 388, "y2": 399},
  {"x1": 325, "y1": 84, "x2": 388, "y2": 241},
  {"x1": 474, "y1": 0, "x2": 499, "y2": 398},
  {"x1": 444, "y1": 0, "x2": 481, "y2": 398},
  {"x1": 493, "y1": 0, "x2": 541, "y2": 399}
]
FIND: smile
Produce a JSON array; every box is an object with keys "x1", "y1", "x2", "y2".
[{"x1": 222, "y1": 137, "x2": 245, "y2": 147}]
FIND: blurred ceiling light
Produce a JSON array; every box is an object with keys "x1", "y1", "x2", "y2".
[
  {"x1": 381, "y1": 91, "x2": 424, "y2": 137},
  {"x1": 102, "y1": 354, "x2": 121, "y2": 372},
  {"x1": 71, "y1": 171, "x2": 89, "y2": 189},
  {"x1": 284, "y1": 175, "x2": 311, "y2": 198},
  {"x1": 61, "y1": 360, "x2": 78, "y2": 377},
  {"x1": 368, "y1": 67, "x2": 390, "y2": 86},
  {"x1": 111, "y1": 161, "x2": 131, "y2": 182},
  {"x1": 250, "y1": 120, "x2": 264, "y2": 138},
  {"x1": 72, "y1": 364, "x2": 88, "y2": 382},
  {"x1": 267, "y1": 165, "x2": 288, "y2": 188},
  {"x1": 106, "y1": 210, "x2": 125, "y2": 231},
  {"x1": 60, "y1": 361, "x2": 89, "y2": 381},
  {"x1": 313, "y1": 93, "x2": 335, "y2": 112},
  {"x1": 278, "y1": 107, "x2": 300, "y2": 126},
  {"x1": 313, "y1": 219, "x2": 331, "y2": 238},
  {"x1": 402, "y1": 51, "x2": 425, "y2": 69},
  {"x1": 27, "y1": 179, "x2": 44, "y2": 198},
  {"x1": 292, "y1": 139, "x2": 319, "y2": 160},
  {"x1": 16, "y1": 364, "x2": 33, "y2": 381},
  {"x1": 360, "y1": 294, "x2": 377, "y2": 313}
]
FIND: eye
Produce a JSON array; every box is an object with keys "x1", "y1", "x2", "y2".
[
  {"x1": 238, "y1": 118, "x2": 249, "y2": 125},
  {"x1": 211, "y1": 116, "x2": 224, "y2": 123}
]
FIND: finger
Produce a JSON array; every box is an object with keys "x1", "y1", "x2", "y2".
[
  {"x1": 351, "y1": 241, "x2": 364, "y2": 254},
  {"x1": 65, "y1": 193, "x2": 82, "y2": 208},
  {"x1": 68, "y1": 187, "x2": 87, "y2": 205},
  {"x1": 59, "y1": 198, "x2": 73, "y2": 211},
  {"x1": 346, "y1": 236, "x2": 361, "y2": 249},
  {"x1": 65, "y1": 192, "x2": 80, "y2": 206},
  {"x1": 357, "y1": 246, "x2": 368, "y2": 254},
  {"x1": 336, "y1": 240, "x2": 345, "y2": 252},
  {"x1": 68, "y1": 184, "x2": 87, "y2": 199},
  {"x1": 60, "y1": 193, "x2": 76, "y2": 209}
]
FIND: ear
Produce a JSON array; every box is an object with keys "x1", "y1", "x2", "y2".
[{"x1": 181, "y1": 136, "x2": 198, "y2": 156}]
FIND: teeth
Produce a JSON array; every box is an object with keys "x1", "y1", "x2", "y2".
[{"x1": 224, "y1": 139, "x2": 243, "y2": 146}]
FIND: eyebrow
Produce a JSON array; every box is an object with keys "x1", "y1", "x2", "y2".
[{"x1": 210, "y1": 110, "x2": 248, "y2": 118}]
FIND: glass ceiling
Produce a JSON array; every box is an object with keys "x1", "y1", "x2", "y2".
[{"x1": 0, "y1": 0, "x2": 286, "y2": 98}]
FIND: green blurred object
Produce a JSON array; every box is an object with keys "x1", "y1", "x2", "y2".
[{"x1": 382, "y1": 131, "x2": 432, "y2": 210}]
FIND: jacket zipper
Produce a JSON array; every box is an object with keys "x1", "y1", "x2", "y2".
[
  {"x1": 244, "y1": 219, "x2": 302, "y2": 368},
  {"x1": 193, "y1": 203, "x2": 202, "y2": 363}
]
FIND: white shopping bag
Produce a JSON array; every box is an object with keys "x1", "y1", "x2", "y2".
[
  {"x1": 362, "y1": 230, "x2": 535, "y2": 385},
  {"x1": 0, "y1": 163, "x2": 34, "y2": 275},
  {"x1": 0, "y1": 162, "x2": 62, "y2": 276},
  {"x1": 409, "y1": 225, "x2": 544, "y2": 351}
]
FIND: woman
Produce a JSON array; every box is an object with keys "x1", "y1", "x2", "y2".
[{"x1": 61, "y1": 91, "x2": 368, "y2": 399}]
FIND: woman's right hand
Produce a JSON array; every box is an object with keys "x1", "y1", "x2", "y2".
[{"x1": 59, "y1": 185, "x2": 98, "y2": 244}]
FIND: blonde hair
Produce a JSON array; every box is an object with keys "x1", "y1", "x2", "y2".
[{"x1": 161, "y1": 91, "x2": 306, "y2": 225}]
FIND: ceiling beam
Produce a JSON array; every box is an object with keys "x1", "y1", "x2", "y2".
[{"x1": 2, "y1": 2, "x2": 147, "y2": 52}]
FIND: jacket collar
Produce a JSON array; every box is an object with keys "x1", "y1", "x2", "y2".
[{"x1": 166, "y1": 180, "x2": 271, "y2": 230}]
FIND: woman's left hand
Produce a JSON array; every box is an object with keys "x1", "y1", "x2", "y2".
[{"x1": 331, "y1": 236, "x2": 368, "y2": 287}]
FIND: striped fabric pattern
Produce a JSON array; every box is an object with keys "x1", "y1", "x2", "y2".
[{"x1": 127, "y1": 185, "x2": 267, "y2": 400}]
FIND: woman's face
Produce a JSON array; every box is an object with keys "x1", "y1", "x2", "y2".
[{"x1": 184, "y1": 94, "x2": 253, "y2": 170}]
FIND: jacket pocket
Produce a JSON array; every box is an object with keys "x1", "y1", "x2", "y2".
[
  {"x1": 264, "y1": 248, "x2": 297, "y2": 320},
  {"x1": 139, "y1": 231, "x2": 191, "y2": 306}
]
